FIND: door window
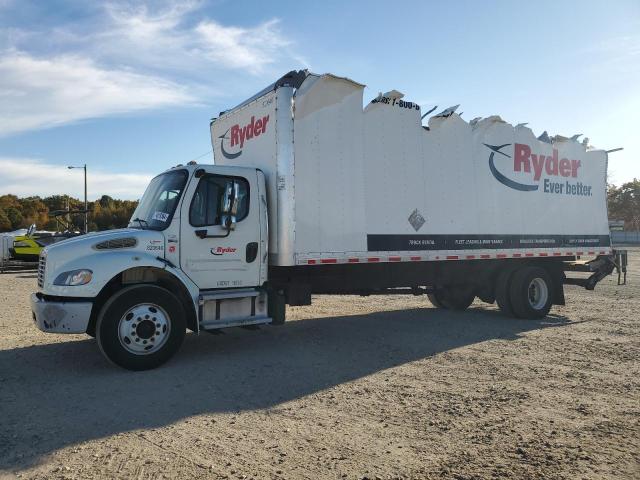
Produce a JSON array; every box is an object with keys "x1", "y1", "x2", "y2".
[{"x1": 189, "y1": 175, "x2": 249, "y2": 227}]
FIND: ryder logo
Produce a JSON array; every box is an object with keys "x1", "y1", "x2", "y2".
[
  {"x1": 211, "y1": 246, "x2": 237, "y2": 256},
  {"x1": 484, "y1": 143, "x2": 592, "y2": 196},
  {"x1": 219, "y1": 115, "x2": 270, "y2": 159}
]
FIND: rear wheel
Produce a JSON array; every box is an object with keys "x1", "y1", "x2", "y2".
[
  {"x1": 427, "y1": 290, "x2": 446, "y2": 309},
  {"x1": 96, "y1": 285, "x2": 186, "y2": 370},
  {"x1": 428, "y1": 286, "x2": 475, "y2": 311},
  {"x1": 509, "y1": 266, "x2": 553, "y2": 319},
  {"x1": 495, "y1": 268, "x2": 516, "y2": 317}
]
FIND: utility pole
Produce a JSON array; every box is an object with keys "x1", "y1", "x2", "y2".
[{"x1": 68, "y1": 164, "x2": 88, "y2": 233}]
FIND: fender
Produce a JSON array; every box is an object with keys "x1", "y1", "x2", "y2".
[{"x1": 42, "y1": 250, "x2": 198, "y2": 306}]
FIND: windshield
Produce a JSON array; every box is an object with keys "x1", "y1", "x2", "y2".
[{"x1": 128, "y1": 170, "x2": 189, "y2": 231}]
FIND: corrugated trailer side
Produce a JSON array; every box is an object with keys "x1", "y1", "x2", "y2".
[{"x1": 289, "y1": 73, "x2": 610, "y2": 265}]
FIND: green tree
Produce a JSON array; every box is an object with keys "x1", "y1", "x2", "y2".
[
  {"x1": 0, "y1": 209, "x2": 11, "y2": 231},
  {"x1": 608, "y1": 179, "x2": 640, "y2": 231},
  {"x1": 6, "y1": 207, "x2": 24, "y2": 230}
]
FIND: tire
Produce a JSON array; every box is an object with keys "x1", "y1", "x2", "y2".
[
  {"x1": 427, "y1": 291, "x2": 445, "y2": 309},
  {"x1": 96, "y1": 284, "x2": 186, "y2": 371},
  {"x1": 509, "y1": 266, "x2": 554, "y2": 319},
  {"x1": 429, "y1": 287, "x2": 475, "y2": 311},
  {"x1": 495, "y1": 268, "x2": 516, "y2": 317},
  {"x1": 268, "y1": 289, "x2": 286, "y2": 325}
]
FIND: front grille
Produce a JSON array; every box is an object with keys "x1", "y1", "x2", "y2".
[
  {"x1": 94, "y1": 237, "x2": 137, "y2": 250},
  {"x1": 37, "y1": 254, "x2": 46, "y2": 288}
]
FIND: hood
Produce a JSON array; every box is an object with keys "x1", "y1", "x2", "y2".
[
  {"x1": 44, "y1": 228, "x2": 164, "y2": 257},
  {"x1": 38, "y1": 227, "x2": 169, "y2": 296}
]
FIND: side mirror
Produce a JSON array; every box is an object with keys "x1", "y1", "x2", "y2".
[
  {"x1": 27, "y1": 224, "x2": 36, "y2": 236},
  {"x1": 220, "y1": 180, "x2": 239, "y2": 231}
]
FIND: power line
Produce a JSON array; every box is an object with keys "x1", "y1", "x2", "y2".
[{"x1": 185, "y1": 150, "x2": 212, "y2": 164}]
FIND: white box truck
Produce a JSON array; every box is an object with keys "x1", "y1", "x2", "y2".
[{"x1": 30, "y1": 70, "x2": 627, "y2": 370}]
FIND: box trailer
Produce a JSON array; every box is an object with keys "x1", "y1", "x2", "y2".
[
  {"x1": 212, "y1": 71, "x2": 611, "y2": 265},
  {"x1": 30, "y1": 70, "x2": 627, "y2": 370}
]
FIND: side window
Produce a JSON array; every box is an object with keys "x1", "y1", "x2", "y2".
[{"x1": 189, "y1": 176, "x2": 249, "y2": 227}]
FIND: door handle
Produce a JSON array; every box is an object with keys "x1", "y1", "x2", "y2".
[
  {"x1": 246, "y1": 242, "x2": 258, "y2": 263},
  {"x1": 194, "y1": 228, "x2": 230, "y2": 239}
]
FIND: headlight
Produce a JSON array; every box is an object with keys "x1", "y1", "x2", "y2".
[
  {"x1": 54, "y1": 269, "x2": 93, "y2": 286},
  {"x1": 13, "y1": 241, "x2": 32, "y2": 248}
]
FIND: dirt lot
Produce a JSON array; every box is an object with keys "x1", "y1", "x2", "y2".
[{"x1": 1, "y1": 251, "x2": 638, "y2": 480}]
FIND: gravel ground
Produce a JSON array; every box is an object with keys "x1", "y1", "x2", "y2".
[{"x1": 0, "y1": 250, "x2": 638, "y2": 479}]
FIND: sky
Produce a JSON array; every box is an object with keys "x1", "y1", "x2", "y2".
[{"x1": 0, "y1": 0, "x2": 638, "y2": 200}]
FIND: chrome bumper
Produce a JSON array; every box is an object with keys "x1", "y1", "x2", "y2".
[{"x1": 31, "y1": 293, "x2": 92, "y2": 334}]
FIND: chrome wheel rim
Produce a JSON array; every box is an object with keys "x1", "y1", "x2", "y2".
[
  {"x1": 118, "y1": 303, "x2": 170, "y2": 355},
  {"x1": 527, "y1": 278, "x2": 548, "y2": 310}
]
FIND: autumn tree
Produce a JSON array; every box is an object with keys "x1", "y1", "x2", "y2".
[{"x1": 0, "y1": 194, "x2": 138, "y2": 233}]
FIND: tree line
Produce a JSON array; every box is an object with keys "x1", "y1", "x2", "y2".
[
  {"x1": 607, "y1": 179, "x2": 640, "y2": 231},
  {"x1": 0, "y1": 194, "x2": 138, "y2": 232},
  {"x1": 0, "y1": 178, "x2": 638, "y2": 233}
]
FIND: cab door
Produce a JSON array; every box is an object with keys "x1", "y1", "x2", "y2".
[{"x1": 179, "y1": 168, "x2": 262, "y2": 290}]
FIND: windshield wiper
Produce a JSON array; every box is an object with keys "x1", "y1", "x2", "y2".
[{"x1": 131, "y1": 218, "x2": 149, "y2": 230}]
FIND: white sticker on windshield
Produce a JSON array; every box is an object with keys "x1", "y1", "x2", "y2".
[{"x1": 152, "y1": 211, "x2": 170, "y2": 222}]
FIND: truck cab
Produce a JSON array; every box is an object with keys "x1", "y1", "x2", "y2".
[{"x1": 31, "y1": 164, "x2": 271, "y2": 370}]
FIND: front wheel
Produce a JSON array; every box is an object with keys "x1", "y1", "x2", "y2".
[{"x1": 96, "y1": 285, "x2": 186, "y2": 371}]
